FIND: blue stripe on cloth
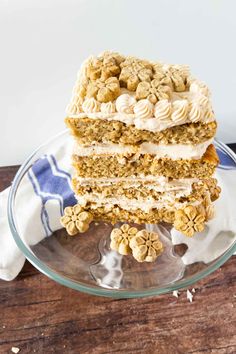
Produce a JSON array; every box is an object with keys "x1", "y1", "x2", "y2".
[
  {"x1": 50, "y1": 155, "x2": 72, "y2": 180},
  {"x1": 216, "y1": 148, "x2": 236, "y2": 170},
  {"x1": 28, "y1": 169, "x2": 53, "y2": 237},
  {"x1": 28, "y1": 155, "x2": 77, "y2": 237}
]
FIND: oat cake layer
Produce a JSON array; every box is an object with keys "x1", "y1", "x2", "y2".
[
  {"x1": 72, "y1": 177, "x2": 220, "y2": 222},
  {"x1": 65, "y1": 118, "x2": 217, "y2": 146},
  {"x1": 80, "y1": 201, "x2": 206, "y2": 225},
  {"x1": 72, "y1": 144, "x2": 219, "y2": 179},
  {"x1": 72, "y1": 177, "x2": 220, "y2": 203}
]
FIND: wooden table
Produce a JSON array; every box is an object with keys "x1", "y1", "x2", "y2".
[{"x1": 1, "y1": 149, "x2": 236, "y2": 354}]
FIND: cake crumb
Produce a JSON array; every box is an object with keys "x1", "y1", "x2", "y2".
[
  {"x1": 187, "y1": 289, "x2": 193, "y2": 303},
  {"x1": 173, "y1": 290, "x2": 179, "y2": 298},
  {"x1": 2, "y1": 325, "x2": 5, "y2": 328},
  {"x1": 11, "y1": 348, "x2": 20, "y2": 354}
]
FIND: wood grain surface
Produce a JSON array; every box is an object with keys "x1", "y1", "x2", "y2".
[{"x1": 0, "y1": 159, "x2": 236, "y2": 354}]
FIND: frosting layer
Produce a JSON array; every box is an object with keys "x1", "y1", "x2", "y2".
[
  {"x1": 73, "y1": 139, "x2": 213, "y2": 160},
  {"x1": 67, "y1": 86, "x2": 214, "y2": 133},
  {"x1": 66, "y1": 52, "x2": 215, "y2": 133},
  {"x1": 74, "y1": 176, "x2": 198, "y2": 195},
  {"x1": 75, "y1": 194, "x2": 199, "y2": 213}
]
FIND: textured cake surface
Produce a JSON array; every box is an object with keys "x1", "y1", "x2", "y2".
[
  {"x1": 65, "y1": 118, "x2": 217, "y2": 145},
  {"x1": 65, "y1": 51, "x2": 221, "y2": 236},
  {"x1": 72, "y1": 144, "x2": 218, "y2": 179}
]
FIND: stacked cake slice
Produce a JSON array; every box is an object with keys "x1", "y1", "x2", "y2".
[{"x1": 65, "y1": 51, "x2": 220, "y2": 237}]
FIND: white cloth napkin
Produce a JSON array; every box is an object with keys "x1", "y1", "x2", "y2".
[
  {"x1": 0, "y1": 139, "x2": 76, "y2": 280},
  {"x1": 0, "y1": 141, "x2": 236, "y2": 281}
]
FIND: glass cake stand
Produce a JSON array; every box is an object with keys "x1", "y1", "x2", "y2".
[{"x1": 8, "y1": 131, "x2": 236, "y2": 298}]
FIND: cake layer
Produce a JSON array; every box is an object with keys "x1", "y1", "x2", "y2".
[
  {"x1": 72, "y1": 144, "x2": 219, "y2": 179},
  {"x1": 80, "y1": 202, "x2": 199, "y2": 225},
  {"x1": 73, "y1": 177, "x2": 220, "y2": 225},
  {"x1": 72, "y1": 177, "x2": 219, "y2": 204},
  {"x1": 66, "y1": 118, "x2": 217, "y2": 146}
]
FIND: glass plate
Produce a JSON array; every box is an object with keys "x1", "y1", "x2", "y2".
[{"x1": 8, "y1": 131, "x2": 236, "y2": 298}]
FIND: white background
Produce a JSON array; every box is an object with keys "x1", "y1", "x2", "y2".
[{"x1": 1, "y1": 0, "x2": 236, "y2": 166}]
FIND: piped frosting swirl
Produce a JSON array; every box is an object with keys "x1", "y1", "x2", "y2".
[
  {"x1": 134, "y1": 99, "x2": 154, "y2": 119},
  {"x1": 66, "y1": 101, "x2": 78, "y2": 115},
  {"x1": 190, "y1": 81, "x2": 210, "y2": 97},
  {"x1": 101, "y1": 101, "x2": 116, "y2": 114},
  {"x1": 82, "y1": 98, "x2": 100, "y2": 113},
  {"x1": 204, "y1": 106, "x2": 215, "y2": 123},
  {"x1": 115, "y1": 94, "x2": 136, "y2": 114},
  {"x1": 196, "y1": 93, "x2": 209, "y2": 108},
  {"x1": 171, "y1": 100, "x2": 189, "y2": 124},
  {"x1": 154, "y1": 99, "x2": 172, "y2": 122},
  {"x1": 188, "y1": 102, "x2": 202, "y2": 123}
]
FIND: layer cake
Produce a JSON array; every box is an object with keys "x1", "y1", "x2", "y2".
[{"x1": 65, "y1": 51, "x2": 220, "y2": 237}]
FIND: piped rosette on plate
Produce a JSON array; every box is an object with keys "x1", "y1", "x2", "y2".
[{"x1": 64, "y1": 51, "x2": 220, "y2": 239}]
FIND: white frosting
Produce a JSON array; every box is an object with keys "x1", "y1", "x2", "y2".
[
  {"x1": 76, "y1": 193, "x2": 199, "y2": 213},
  {"x1": 74, "y1": 176, "x2": 198, "y2": 196},
  {"x1": 101, "y1": 102, "x2": 116, "y2": 114},
  {"x1": 82, "y1": 98, "x2": 100, "y2": 113},
  {"x1": 188, "y1": 102, "x2": 202, "y2": 123},
  {"x1": 68, "y1": 107, "x2": 215, "y2": 132},
  {"x1": 69, "y1": 95, "x2": 214, "y2": 132},
  {"x1": 190, "y1": 81, "x2": 210, "y2": 97},
  {"x1": 66, "y1": 95, "x2": 82, "y2": 115},
  {"x1": 66, "y1": 101, "x2": 78, "y2": 115},
  {"x1": 154, "y1": 99, "x2": 172, "y2": 122},
  {"x1": 115, "y1": 94, "x2": 136, "y2": 114},
  {"x1": 67, "y1": 66, "x2": 214, "y2": 132},
  {"x1": 131, "y1": 115, "x2": 174, "y2": 131},
  {"x1": 76, "y1": 194, "x2": 199, "y2": 213},
  {"x1": 204, "y1": 106, "x2": 215, "y2": 123},
  {"x1": 171, "y1": 99, "x2": 189, "y2": 124},
  {"x1": 73, "y1": 139, "x2": 213, "y2": 160},
  {"x1": 196, "y1": 93, "x2": 209, "y2": 107},
  {"x1": 133, "y1": 99, "x2": 154, "y2": 119}
]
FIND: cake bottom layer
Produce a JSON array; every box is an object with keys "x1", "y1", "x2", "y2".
[
  {"x1": 73, "y1": 176, "x2": 220, "y2": 225},
  {"x1": 81, "y1": 200, "x2": 209, "y2": 225},
  {"x1": 83, "y1": 203, "x2": 176, "y2": 224},
  {"x1": 72, "y1": 144, "x2": 219, "y2": 179}
]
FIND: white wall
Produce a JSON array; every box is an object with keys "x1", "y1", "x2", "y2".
[{"x1": 1, "y1": 0, "x2": 236, "y2": 166}]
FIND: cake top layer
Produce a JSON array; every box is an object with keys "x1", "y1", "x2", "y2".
[{"x1": 66, "y1": 51, "x2": 215, "y2": 131}]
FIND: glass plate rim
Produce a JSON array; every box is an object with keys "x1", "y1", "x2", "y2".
[{"x1": 7, "y1": 130, "x2": 236, "y2": 298}]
